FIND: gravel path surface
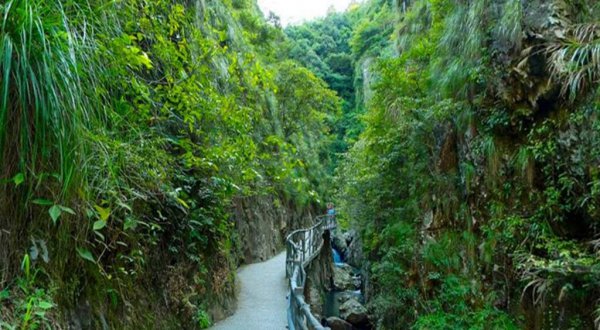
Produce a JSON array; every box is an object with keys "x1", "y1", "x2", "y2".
[{"x1": 211, "y1": 251, "x2": 288, "y2": 330}]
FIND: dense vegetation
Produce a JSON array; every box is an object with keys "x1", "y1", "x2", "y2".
[
  {"x1": 284, "y1": 11, "x2": 358, "y2": 163},
  {"x1": 0, "y1": 0, "x2": 338, "y2": 328},
  {"x1": 284, "y1": 1, "x2": 395, "y2": 152},
  {"x1": 333, "y1": 0, "x2": 600, "y2": 329},
  {"x1": 2, "y1": 0, "x2": 600, "y2": 329}
]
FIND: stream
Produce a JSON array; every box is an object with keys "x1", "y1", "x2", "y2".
[{"x1": 323, "y1": 245, "x2": 368, "y2": 327}]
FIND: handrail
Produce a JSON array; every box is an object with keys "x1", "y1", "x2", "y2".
[{"x1": 286, "y1": 215, "x2": 337, "y2": 330}]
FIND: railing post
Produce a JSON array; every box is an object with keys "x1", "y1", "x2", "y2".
[{"x1": 302, "y1": 235, "x2": 306, "y2": 263}]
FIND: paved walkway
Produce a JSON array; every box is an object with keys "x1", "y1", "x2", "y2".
[{"x1": 211, "y1": 251, "x2": 288, "y2": 330}]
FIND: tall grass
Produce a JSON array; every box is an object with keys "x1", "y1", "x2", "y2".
[
  {"x1": 495, "y1": 0, "x2": 523, "y2": 52},
  {"x1": 432, "y1": 0, "x2": 490, "y2": 98},
  {"x1": 0, "y1": 0, "x2": 92, "y2": 195},
  {"x1": 0, "y1": 0, "x2": 95, "y2": 283}
]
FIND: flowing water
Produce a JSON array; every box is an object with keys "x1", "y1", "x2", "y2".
[
  {"x1": 332, "y1": 248, "x2": 344, "y2": 265},
  {"x1": 325, "y1": 247, "x2": 365, "y2": 319}
]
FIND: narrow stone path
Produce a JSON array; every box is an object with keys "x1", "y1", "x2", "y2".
[{"x1": 211, "y1": 251, "x2": 288, "y2": 330}]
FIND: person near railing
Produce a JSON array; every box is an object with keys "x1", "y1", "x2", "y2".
[{"x1": 326, "y1": 202, "x2": 335, "y2": 218}]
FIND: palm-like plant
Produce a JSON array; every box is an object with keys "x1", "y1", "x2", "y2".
[{"x1": 546, "y1": 23, "x2": 600, "y2": 100}]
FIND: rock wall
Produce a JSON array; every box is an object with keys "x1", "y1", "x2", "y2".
[
  {"x1": 304, "y1": 230, "x2": 334, "y2": 321},
  {"x1": 232, "y1": 195, "x2": 316, "y2": 264}
]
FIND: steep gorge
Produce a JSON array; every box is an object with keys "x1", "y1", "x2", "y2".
[{"x1": 1, "y1": 0, "x2": 600, "y2": 329}]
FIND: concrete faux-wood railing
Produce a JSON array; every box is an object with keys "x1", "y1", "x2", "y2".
[{"x1": 286, "y1": 215, "x2": 336, "y2": 330}]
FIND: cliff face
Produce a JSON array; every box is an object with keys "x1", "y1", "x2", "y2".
[
  {"x1": 233, "y1": 196, "x2": 287, "y2": 263},
  {"x1": 338, "y1": 0, "x2": 600, "y2": 328},
  {"x1": 304, "y1": 230, "x2": 335, "y2": 321},
  {"x1": 233, "y1": 196, "x2": 317, "y2": 263}
]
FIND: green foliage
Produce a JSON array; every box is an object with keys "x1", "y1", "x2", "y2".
[
  {"x1": 285, "y1": 11, "x2": 361, "y2": 161},
  {"x1": 270, "y1": 60, "x2": 340, "y2": 202},
  {"x1": 0, "y1": 0, "x2": 341, "y2": 327},
  {"x1": 0, "y1": 0, "x2": 93, "y2": 194},
  {"x1": 414, "y1": 303, "x2": 518, "y2": 330},
  {"x1": 336, "y1": 0, "x2": 600, "y2": 328},
  {"x1": 195, "y1": 308, "x2": 211, "y2": 329},
  {"x1": 546, "y1": 23, "x2": 600, "y2": 100},
  {"x1": 0, "y1": 254, "x2": 55, "y2": 329},
  {"x1": 4, "y1": 0, "x2": 597, "y2": 328},
  {"x1": 495, "y1": 0, "x2": 524, "y2": 51},
  {"x1": 349, "y1": 1, "x2": 395, "y2": 60},
  {"x1": 285, "y1": 13, "x2": 354, "y2": 100}
]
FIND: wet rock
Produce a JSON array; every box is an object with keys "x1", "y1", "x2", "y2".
[
  {"x1": 68, "y1": 300, "x2": 93, "y2": 330},
  {"x1": 333, "y1": 264, "x2": 355, "y2": 291},
  {"x1": 339, "y1": 298, "x2": 368, "y2": 326},
  {"x1": 336, "y1": 291, "x2": 361, "y2": 306},
  {"x1": 343, "y1": 230, "x2": 365, "y2": 268},
  {"x1": 353, "y1": 273, "x2": 362, "y2": 289},
  {"x1": 307, "y1": 285, "x2": 323, "y2": 320},
  {"x1": 324, "y1": 316, "x2": 353, "y2": 330},
  {"x1": 436, "y1": 123, "x2": 458, "y2": 173},
  {"x1": 343, "y1": 230, "x2": 356, "y2": 245}
]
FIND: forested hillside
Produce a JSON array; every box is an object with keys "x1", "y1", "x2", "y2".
[
  {"x1": 0, "y1": 0, "x2": 338, "y2": 328},
  {"x1": 2, "y1": 0, "x2": 600, "y2": 329}
]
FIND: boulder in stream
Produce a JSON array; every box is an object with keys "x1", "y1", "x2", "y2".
[
  {"x1": 324, "y1": 316, "x2": 353, "y2": 330},
  {"x1": 339, "y1": 298, "x2": 369, "y2": 326},
  {"x1": 336, "y1": 291, "x2": 361, "y2": 306},
  {"x1": 333, "y1": 264, "x2": 355, "y2": 291}
]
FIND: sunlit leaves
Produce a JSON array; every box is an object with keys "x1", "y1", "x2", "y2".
[
  {"x1": 12, "y1": 173, "x2": 24, "y2": 186},
  {"x1": 94, "y1": 205, "x2": 110, "y2": 222}
]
